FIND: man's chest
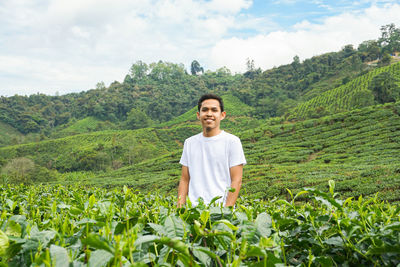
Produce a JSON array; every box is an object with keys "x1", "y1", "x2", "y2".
[{"x1": 188, "y1": 140, "x2": 229, "y2": 165}]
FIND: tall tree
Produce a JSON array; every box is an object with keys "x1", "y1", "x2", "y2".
[
  {"x1": 190, "y1": 60, "x2": 204, "y2": 75},
  {"x1": 379, "y1": 23, "x2": 400, "y2": 54}
]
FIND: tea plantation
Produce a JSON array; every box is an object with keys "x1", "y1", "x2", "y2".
[{"x1": 1, "y1": 182, "x2": 400, "y2": 266}]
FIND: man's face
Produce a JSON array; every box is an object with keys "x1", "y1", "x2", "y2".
[{"x1": 197, "y1": 99, "x2": 226, "y2": 132}]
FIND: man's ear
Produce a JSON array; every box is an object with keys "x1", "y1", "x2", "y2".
[
  {"x1": 221, "y1": 111, "x2": 226, "y2": 120},
  {"x1": 196, "y1": 111, "x2": 200, "y2": 120}
]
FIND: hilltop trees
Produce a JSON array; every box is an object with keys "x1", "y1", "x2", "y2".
[
  {"x1": 190, "y1": 60, "x2": 204, "y2": 75},
  {"x1": 369, "y1": 71, "x2": 400, "y2": 104},
  {"x1": 124, "y1": 108, "x2": 152, "y2": 130},
  {"x1": 379, "y1": 23, "x2": 400, "y2": 54}
]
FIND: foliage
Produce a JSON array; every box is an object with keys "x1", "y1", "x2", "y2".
[
  {"x1": 369, "y1": 71, "x2": 400, "y2": 103},
  {"x1": 287, "y1": 62, "x2": 400, "y2": 120},
  {"x1": 0, "y1": 183, "x2": 399, "y2": 266},
  {"x1": 1, "y1": 24, "x2": 399, "y2": 140},
  {"x1": 123, "y1": 108, "x2": 152, "y2": 130},
  {"x1": 1, "y1": 157, "x2": 35, "y2": 184}
]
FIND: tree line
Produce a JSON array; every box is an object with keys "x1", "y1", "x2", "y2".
[{"x1": 0, "y1": 24, "x2": 399, "y2": 140}]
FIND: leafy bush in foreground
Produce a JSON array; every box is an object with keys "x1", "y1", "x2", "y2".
[{"x1": 0, "y1": 182, "x2": 399, "y2": 266}]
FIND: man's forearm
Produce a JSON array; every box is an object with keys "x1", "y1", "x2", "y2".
[
  {"x1": 225, "y1": 164, "x2": 243, "y2": 207},
  {"x1": 177, "y1": 180, "x2": 188, "y2": 207},
  {"x1": 225, "y1": 179, "x2": 242, "y2": 206}
]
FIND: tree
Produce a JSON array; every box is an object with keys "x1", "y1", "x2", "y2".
[
  {"x1": 246, "y1": 58, "x2": 255, "y2": 72},
  {"x1": 2, "y1": 157, "x2": 35, "y2": 184},
  {"x1": 291, "y1": 55, "x2": 301, "y2": 72},
  {"x1": 96, "y1": 81, "x2": 106, "y2": 90},
  {"x1": 130, "y1": 60, "x2": 149, "y2": 81},
  {"x1": 379, "y1": 23, "x2": 400, "y2": 54},
  {"x1": 378, "y1": 52, "x2": 392, "y2": 66},
  {"x1": 369, "y1": 72, "x2": 400, "y2": 104},
  {"x1": 190, "y1": 60, "x2": 204, "y2": 75},
  {"x1": 358, "y1": 40, "x2": 380, "y2": 61},
  {"x1": 124, "y1": 108, "x2": 152, "y2": 130}
]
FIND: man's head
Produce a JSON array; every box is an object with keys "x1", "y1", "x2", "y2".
[
  {"x1": 197, "y1": 94, "x2": 224, "y2": 112},
  {"x1": 197, "y1": 94, "x2": 226, "y2": 136}
]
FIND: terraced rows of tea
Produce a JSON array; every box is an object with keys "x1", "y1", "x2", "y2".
[
  {"x1": 288, "y1": 62, "x2": 400, "y2": 119},
  {"x1": 86, "y1": 102, "x2": 400, "y2": 202}
]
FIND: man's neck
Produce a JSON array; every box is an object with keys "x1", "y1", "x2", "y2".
[{"x1": 202, "y1": 128, "x2": 222, "y2": 137}]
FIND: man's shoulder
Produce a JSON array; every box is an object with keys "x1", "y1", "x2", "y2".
[
  {"x1": 221, "y1": 131, "x2": 241, "y2": 142},
  {"x1": 184, "y1": 132, "x2": 203, "y2": 143}
]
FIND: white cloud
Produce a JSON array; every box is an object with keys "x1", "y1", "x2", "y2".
[
  {"x1": 211, "y1": 3, "x2": 400, "y2": 72},
  {"x1": 1, "y1": 1, "x2": 400, "y2": 96}
]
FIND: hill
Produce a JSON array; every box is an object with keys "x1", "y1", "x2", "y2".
[
  {"x1": 287, "y1": 61, "x2": 400, "y2": 120},
  {"x1": 0, "y1": 95, "x2": 257, "y2": 175},
  {"x1": 57, "y1": 101, "x2": 400, "y2": 202},
  {"x1": 0, "y1": 122, "x2": 23, "y2": 147},
  {"x1": 2, "y1": 24, "x2": 399, "y2": 143}
]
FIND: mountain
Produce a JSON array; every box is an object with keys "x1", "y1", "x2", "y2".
[
  {"x1": 1, "y1": 27, "x2": 400, "y2": 201},
  {"x1": 72, "y1": 101, "x2": 399, "y2": 202}
]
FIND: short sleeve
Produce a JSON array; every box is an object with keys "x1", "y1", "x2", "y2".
[
  {"x1": 229, "y1": 137, "x2": 246, "y2": 167},
  {"x1": 179, "y1": 139, "x2": 188, "y2": 166}
]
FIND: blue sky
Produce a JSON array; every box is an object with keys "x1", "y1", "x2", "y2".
[{"x1": 0, "y1": 0, "x2": 400, "y2": 96}]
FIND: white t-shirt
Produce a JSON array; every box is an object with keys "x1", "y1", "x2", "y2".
[{"x1": 179, "y1": 130, "x2": 246, "y2": 205}]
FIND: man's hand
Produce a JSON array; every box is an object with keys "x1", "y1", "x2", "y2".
[{"x1": 225, "y1": 164, "x2": 243, "y2": 207}]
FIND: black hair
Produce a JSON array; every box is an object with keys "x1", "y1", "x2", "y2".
[{"x1": 197, "y1": 94, "x2": 224, "y2": 112}]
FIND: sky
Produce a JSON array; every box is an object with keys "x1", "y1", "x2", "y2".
[{"x1": 1, "y1": 0, "x2": 400, "y2": 96}]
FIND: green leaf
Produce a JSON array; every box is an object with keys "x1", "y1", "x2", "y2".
[
  {"x1": 315, "y1": 256, "x2": 333, "y2": 267},
  {"x1": 158, "y1": 236, "x2": 190, "y2": 257},
  {"x1": 164, "y1": 216, "x2": 185, "y2": 239},
  {"x1": 148, "y1": 223, "x2": 166, "y2": 236},
  {"x1": 328, "y1": 180, "x2": 335, "y2": 196},
  {"x1": 255, "y1": 212, "x2": 272, "y2": 237},
  {"x1": 209, "y1": 195, "x2": 222, "y2": 205},
  {"x1": 76, "y1": 218, "x2": 98, "y2": 225},
  {"x1": 213, "y1": 219, "x2": 238, "y2": 231},
  {"x1": 89, "y1": 194, "x2": 96, "y2": 208},
  {"x1": 304, "y1": 188, "x2": 343, "y2": 211},
  {"x1": 367, "y1": 244, "x2": 400, "y2": 255},
  {"x1": 192, "y1": 246, "x2": 212, "y2": 266},
  {"x1": 0, "y1": 230, "x2": 9, "y2": 256},
  {"x1": 134, "y1": 235, "x2": 159, "y2": 247},
  {"x1": 50, "y1": 245, "x2": 70, "y2": 267},
  {"x1": 83, "y1": 233, "x2": 114, "y2": 254},
  {"x1": 246, "y1": 245, "x2": 267, "y2": 257},
  {"x1": 286, "y1": 188, "x2": 294, "y2": 200},
  {"x1": 324, "y1": 236, "x2": 344, "y2": 247},
  {"x1": 5, "y1": 221, "x2": 21, "y2": 237},
  {"x1": 383, "y1": 222, "x2": 400, "y2": 231},
  {"x1": 294, "y1": 190, "x2": 309, "y2": 200},
  {"x1": 88, "y1": 249, "x2": 113, "y2": 267},
  {"x1": 30, "y1": 227, "x2": 57, "y2": 248}
]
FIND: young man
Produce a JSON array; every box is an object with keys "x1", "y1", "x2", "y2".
[{"x1": 177, "y1": 94, "x2": 246, "y2": 207}]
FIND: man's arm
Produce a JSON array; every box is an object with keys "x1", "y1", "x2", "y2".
[
  {"x1": 225, "y1": 164, "x2": 243, "y2": 207},
  {"x1": 177, "y1": 165, "x2": 190, "y2": 207}
]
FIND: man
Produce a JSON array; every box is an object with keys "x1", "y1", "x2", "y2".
[{"x1": 177, "y1": 94, "x2": 246, "y2": 207}]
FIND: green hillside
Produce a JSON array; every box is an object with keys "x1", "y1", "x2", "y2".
[
  {"x1": 0, "y1": 96, "x2": 258, "y2": 177},
  {"x1": 287, "y1": 62, "x2": 400, "y2": 120},
  {"x1": 0, "y1": 122, "x2": 22, "y2": 147},
  {"x1": 66, "y1": 101, "x2": 400, "y2": 202},
  {"x1": 158, "y1": 94, "x2": 261, "y2": 132},
  {"x1": 51, "y1": 116, "x2": 109, "y2": 138}
]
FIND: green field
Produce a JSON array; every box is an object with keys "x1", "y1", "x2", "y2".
[{"x1": 1, "y1": 183, "x2": 399, "y2": 266}]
